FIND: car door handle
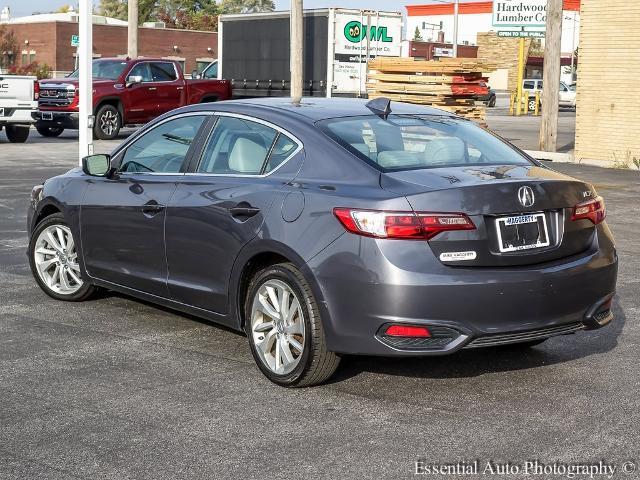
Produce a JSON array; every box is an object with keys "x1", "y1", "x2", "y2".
[
  {"x1": 228, "y1": 205, "x2": 260, "y2": 219},
  {"x1": 176, "y1": 86, "x2": 184, "y2": 90},
  {"x1": 141, "y1": 203, "x2": 165, "y2": 218},
  {"x1": 148, "y1": 87, "x2": 157, "y2": 91}
]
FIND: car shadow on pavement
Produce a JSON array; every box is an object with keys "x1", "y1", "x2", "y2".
[{"x1": 328, "y1": 297, "x2": 626, "y2": 383}]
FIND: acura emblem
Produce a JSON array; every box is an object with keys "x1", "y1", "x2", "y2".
[{"x1": 518, "y1": 186, "x2": 535, "y2": 207}]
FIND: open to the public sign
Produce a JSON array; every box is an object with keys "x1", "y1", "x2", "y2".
[{"x1": 492, "y1": 0, "x2": 548, "y2": 28}]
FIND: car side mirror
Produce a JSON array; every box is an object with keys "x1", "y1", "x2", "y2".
[
  {"x1": 126, "y1": 75, "x2": 143, "y2": 87},
  {"x1": 82, "y1": 154, "x2": 112, "y2": 177},
  {"x1": 191, "y1": 69, "x2": 199, "y2": 79}
]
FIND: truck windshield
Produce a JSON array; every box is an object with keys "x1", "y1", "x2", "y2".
[
  {"x1": 317, "y1": 115, "x2": 531, "y2": 171},
  {"x1": 67, "y1": 60, "x2": 128, "y2": 80}
]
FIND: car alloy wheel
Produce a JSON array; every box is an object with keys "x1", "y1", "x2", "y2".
[
  {"x1": 33, "y1": 224, "x2": 83, "y2": 295},
  {"x1": 245, "y1": 263, "x2": 340, "y2": 387},
  {"x1": 250, "y1": 279, "x2": 305, "y2": 375},
  {"x1": 100, "y1": 110, "x2": 119, "y2": 137}
]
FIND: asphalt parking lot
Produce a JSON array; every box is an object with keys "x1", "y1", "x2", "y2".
[{"x1": 1, "y1": 129, "x2": 638, "y2": 479}]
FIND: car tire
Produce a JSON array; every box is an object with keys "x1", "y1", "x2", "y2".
[
  {"x1": 36, "y1": 124, "x2": 64, "y2": 137},
  {"x1": 93, "y1": 104, "x2": 121, "y2": 140},
  {"x1": 5, "y1": 124, "x2": 30, "y2": 143},
  {"x1": 245, "y1": 262, "x2": 340, "y2": 387},
  {"x1": 28, "y1": 213, "x2": 95, "y2": 302},
  {"x1": 488, "y1": 96, "x2": 496, "y2": 108},
  {"x1": 528, "y1": 99, "x2": 537, "y2": 112}
]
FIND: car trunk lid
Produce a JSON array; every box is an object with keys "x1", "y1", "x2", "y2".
[{"x1": 381, "y1": 164, "x2": 599, "y2": 267}]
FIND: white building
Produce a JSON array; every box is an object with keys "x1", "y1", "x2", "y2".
[{"x1": 406, "y1": 0, "x2": 580, "y2": 56}]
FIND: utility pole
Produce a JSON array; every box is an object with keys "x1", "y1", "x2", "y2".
[
  {"x1": 78, "y1": 0, "x2": 93, "y2": 164},
  {"x1": 452, "y1": 0, "x2": 459, "y2": 57},
  {"x1": 290, "y1": 0, "x2": 303, "y2": 102},
  {"x1": 128, "y1": 0, "x2": 138, "y2": 58},
  {"x1": 539, "y1": 0, "x2": 562, "y2": 152}
]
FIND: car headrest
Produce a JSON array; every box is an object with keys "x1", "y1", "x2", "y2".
[
  {"x1": 423, "y1": 137, "x2": 465, "y2": 165},
  {"x1": 351, "y1": 143, "x2": 371, "y2": 158},
  {"x1": 228, "y1": 135, "x2": 267, "y2": 173}
]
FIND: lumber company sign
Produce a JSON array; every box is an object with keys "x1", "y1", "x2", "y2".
[{"x1": 492, "y1": 0, "x2": 547, "y2": 28}]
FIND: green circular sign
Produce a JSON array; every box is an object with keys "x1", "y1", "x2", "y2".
[{"x1": 344, "y1": 21, "x2": 365, "y2": 43}]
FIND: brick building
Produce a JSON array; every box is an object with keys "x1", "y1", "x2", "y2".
[
  {"x1": 575, "y1": 0, "x2": 640, "y2": 166},
  {"x1": 1, "y1": 11, "x2": 218, "y2": 78}
]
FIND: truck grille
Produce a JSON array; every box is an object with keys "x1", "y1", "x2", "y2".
[
  {"x1": 39, "y1": 87, "x2": 74, "y2": 107},
  {"x1": 464, "y1": 322, "x2": 584, "y2": 348}
]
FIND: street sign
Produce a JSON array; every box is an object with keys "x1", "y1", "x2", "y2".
[
  {"x1": 71, "y1": 35, "x2": 79, "y2": 47},
  {"x1": 493, "y1": 0, "x2": 547, "y2": 28},
  {"x1": 497, "y1": 30, "x2": 545, "y2": 38}
]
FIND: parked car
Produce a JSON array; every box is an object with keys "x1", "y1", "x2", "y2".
[
  {"x1": 522, "y1": 79, "x2": 576, "y2": 110},
  {"x1": 0, "y1": 74, "x2": 39, "y2": 143},
  {"x1": 27, "y1": 98, "x2": 617, "y2": 387},
  {"x1": 478, "y1": 82, "x2": 496, "y2": 107},
  {"x1": 32, "y1": 58, "x2": 232, "y2": 140}
]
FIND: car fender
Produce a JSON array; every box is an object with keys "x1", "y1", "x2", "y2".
[{"x1": 227, "y1": 238, "x2": 331, "y2": 333}]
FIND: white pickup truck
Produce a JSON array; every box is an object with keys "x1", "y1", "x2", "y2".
[{"x1": 0, "y1": 74, "x2": 38, "y2": 143}]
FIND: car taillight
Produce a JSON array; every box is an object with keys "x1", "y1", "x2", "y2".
[
  {"x1": 571, "y1": 196, "x2": 605, "y2": 225},
  {"x1": 384, "y1": 325, "x2": 431, "y2": 337},
  {"x1": 333, "y1": 208, "x2": 475, "y2": 240},
  {"x1": 33, "y1": 80, "x2": 40, "y2": 101}
]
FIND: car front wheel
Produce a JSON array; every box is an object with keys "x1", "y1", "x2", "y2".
[
  {"x1": 245, "y1": 263, "x2": 340, "y2": 387},
  {"x1": 28, "y1": 213, "x2": 95, "y2": 301},
  {"x1": 36, "y1": 124, "x2": 64, "y2": 137},
  {"x1": 94, "y1": 105, "x2": 121, "y2": 140}
]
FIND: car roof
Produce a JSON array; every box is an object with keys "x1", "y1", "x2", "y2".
[{"x1": 182, "y1": 97, "x2": 451, "y2": 122}]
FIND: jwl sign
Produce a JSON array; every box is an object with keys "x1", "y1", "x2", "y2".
[{"x1": 492, "y1": 0, "x2": 547, "y2": 28}]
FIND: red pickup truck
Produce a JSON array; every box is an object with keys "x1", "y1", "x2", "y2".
[{"x1": 32, "y1": 57, "x2": 232, "y2": 140}]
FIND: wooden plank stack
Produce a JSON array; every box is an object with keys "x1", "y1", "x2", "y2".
[{"x1": 367, "y1": 57, "x2": 497, "y2": 122}]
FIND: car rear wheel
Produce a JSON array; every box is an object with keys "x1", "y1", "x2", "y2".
[
  {"x1": 94, "y1": 104, "x2": 121, "y2": 140},
  {"x1": 488, "y1": 95, "x2": 496, "y2": 107},
  {"x1": 5, "y1": 125, "x2": 30, "y2": 143},
  {"x1": 29, "y1": 213, "x2": 95, "y2": 301},
  {"x1": 245, "y1": 263, "x2": 340, "y2": 387},
  {"x1": 528, "y1": 99, "x2": 537, "y2": 112},
  {"x1": 36, "y1": 124, "x2": 64, "y2": 137}
]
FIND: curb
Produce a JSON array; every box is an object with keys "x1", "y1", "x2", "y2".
[{"x1": 524, "y1": 150, "x2": 574, "y2": 163}]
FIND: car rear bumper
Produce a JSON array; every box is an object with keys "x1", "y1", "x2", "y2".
[
  {"x1": 308, "y1": 223, "x2": 618, "y2": 356},
  {"x1": 32, "y1": 111, "x2": 79, "y2": 129},
  {"x1": 0, "y1": 107, "x2": 36, "y2": 125}
]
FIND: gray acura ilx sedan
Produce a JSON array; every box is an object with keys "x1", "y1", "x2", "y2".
[{"x1": 27, "y1": 98, "x2": 618, "y2": 387}]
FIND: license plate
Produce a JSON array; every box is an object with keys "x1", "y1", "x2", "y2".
[
  {"x1": 0, "y1": 108, "x2": 4, "y2": 117},
  {"x1": 495, "y1": 213, "x2": 550, "y2": 253},
  {"x1": 42, "y1": 112, "x2": 53, "y2": 121}
]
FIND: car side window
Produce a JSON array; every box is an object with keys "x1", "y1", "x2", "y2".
[
  {"x1": 150, "y1": 62, "x2": 178, "y2": 82},
  {"x1": 197, "y1": 116, "x2": 278, "y2": 175},
  {"x1": 203, "y1": 63, "x2": 218, "y2": 79},
  {"x1": 523, "y1": 81, "x2": 535, "y2": 90},
  {"x1": 127, "y1": 63, "x2": 152, "y2": 82},
  {"x1": 120, "y1": 115, "x2": 207, "y2": 173},
  {"x1": 264, "y1": 134, "x2": 298, "y2": 173}
]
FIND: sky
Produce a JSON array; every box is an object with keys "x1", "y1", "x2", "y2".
[{"x1": 2, "y1": 0, "x2": 448, "y2": 18}]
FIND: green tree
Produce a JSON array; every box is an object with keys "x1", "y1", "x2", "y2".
[
  {"x1": 219, "y1": 0, "x2": 275, "y2": 14},
  {"x1": 98, "y1": 0, "x2": 157, "y2": 23},
  {"x1": 413, "y1": 26, "x2": 423, "y2": 41},
  {"x1": 154, "y1": 0, "x2": 219, "y2": 30}
]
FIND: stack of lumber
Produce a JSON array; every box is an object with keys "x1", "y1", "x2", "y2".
[{"x1": 367, "y1": 57, "x2": 496, "y2": 121}]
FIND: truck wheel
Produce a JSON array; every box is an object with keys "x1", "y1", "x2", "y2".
[
  {"x1": 5, "y1": 125, "x2": 30, "y2": 143},
  {"x1": 36, "y1": 124, "x2": 64, "y2": 137},
  {"x1": 94, "y1": 105, "x2": 121, "y2": 140}
]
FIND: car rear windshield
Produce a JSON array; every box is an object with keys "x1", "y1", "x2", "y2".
[
  {"x1": 317, "y1": 115, "x2": 531, "y2": 171},
  {"x1": 68, "y1": 60, "x2": 128, "y2": 80}
]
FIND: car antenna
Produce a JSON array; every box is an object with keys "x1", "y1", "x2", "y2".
[{"x1": 365, "y1": 97, "x2": 391, "y2": 119}]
